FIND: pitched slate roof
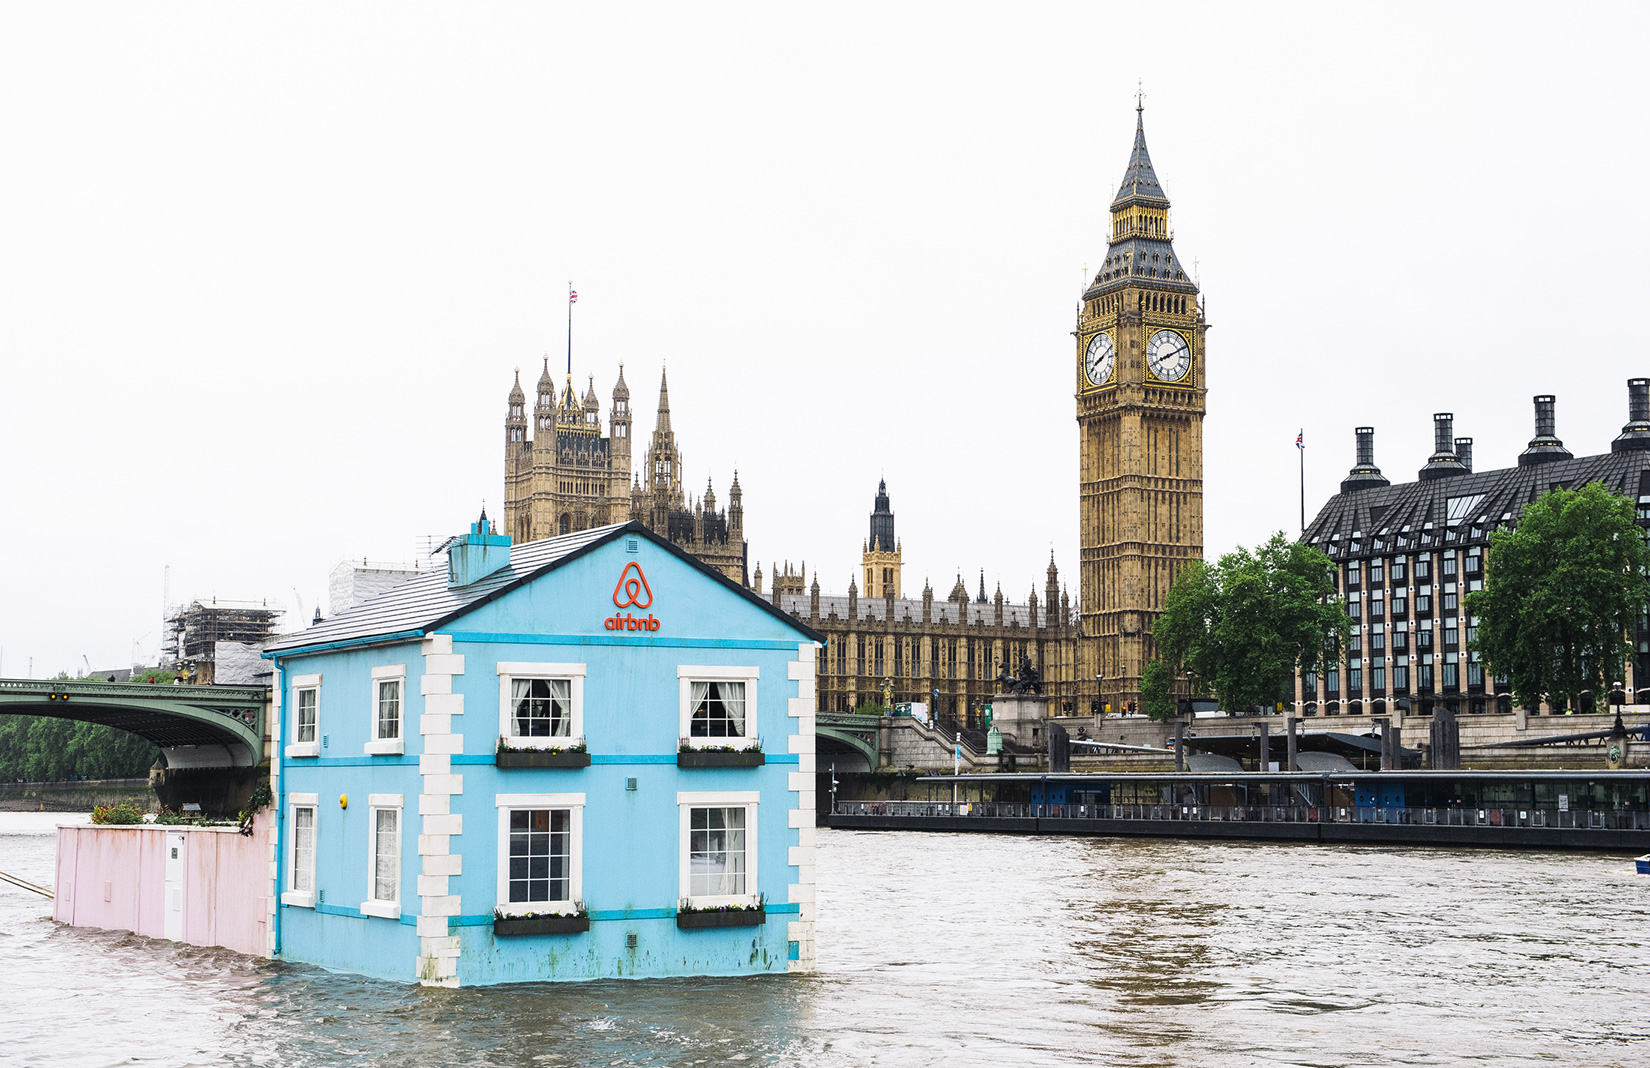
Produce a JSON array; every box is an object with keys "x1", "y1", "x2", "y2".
[
  {"x1": 1305, "y1": 449, "x2": 1650, "y2": 560},
  {"x1": 267, "y1": 521, "x2": 821, "y2": 655}
]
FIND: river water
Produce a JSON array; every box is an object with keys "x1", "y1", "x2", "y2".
[{"x1": 2, "y1": 812, "x2": 1647, "y2": 1067}]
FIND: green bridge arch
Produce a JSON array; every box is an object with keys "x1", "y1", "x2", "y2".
[
  {"x1": 0, "y1": 678, "x2": 266, "y2": 768},
  {"x1": 815, "y1": 712, "x2": 880, "y2": 770}
]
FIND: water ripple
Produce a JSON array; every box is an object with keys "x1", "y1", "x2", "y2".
[{"x1": 3, "y1": 819, "x2": 1648, "y2": 1066}]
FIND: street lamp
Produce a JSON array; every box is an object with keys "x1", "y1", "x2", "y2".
[{"x1": 1095, "y1": 672, "x2": 1105, "y2": 722}]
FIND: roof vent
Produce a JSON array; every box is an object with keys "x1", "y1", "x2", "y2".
[
  {"x1": 1340, "y1": 426, "x2": 1391, "y2": 493},
  {"x1": 1613, "y1": 378, "x2": 1650, "y2": 453},
  {"x1": 446, "y1": 510, "x2": 512, "y2": 588},
  {"x1": 1418, "y1": 413, "x2": 1469, "y2": 482},
  {"x1": 1518, "y1": 395, "x2": 1573, "y2": 466}
]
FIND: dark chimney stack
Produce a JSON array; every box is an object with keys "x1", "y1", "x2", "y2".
[
  {"x1": 1518, "y1": 394, "x2": 1572, "y2": 466},
  {"x1": 1433, "y1": 413, "x2": 1454, "y2": 456},
  {"x1": 1419, "y1": 413, "x2": 1468, "y2": 481},
  {"x1": 1614, "y1": 377, "x2": 1650, "y2": 453},
  {"x1": 1341, "y1": 426, "x2": 1390, "y2": 493},
  {"x1": 1454, "y1": 437, "x2": 1473, "y2": 473}
]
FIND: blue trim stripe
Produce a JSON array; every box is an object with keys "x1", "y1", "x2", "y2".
[
  {"x1": 292, "y1": 755, "x2": 420, "y2": 768},
  {"x1": 448, "y1": 631, "x2": 801, "y2": 650}
]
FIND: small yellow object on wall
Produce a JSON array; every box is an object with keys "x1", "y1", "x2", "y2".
[{"x1": 339, "y1": 794, "x2": 348, "y2": 810}]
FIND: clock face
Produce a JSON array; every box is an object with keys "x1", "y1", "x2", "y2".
[
  {"x1": 1084, "y1": 332, "x2": 1115, "y2": 386},
  {"x1": 1147, "y1": 329, "x2": 1191, "y2": 382}
]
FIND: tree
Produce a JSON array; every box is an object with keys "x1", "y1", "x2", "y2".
[
  {"x1": 1140, "y1": 660, "x2": 1176, "y2": 722},
  {"x1": 1154, "y1": 532, "x2": 1348, "y2": 714},
  {"x1": 1466, "y1": 481, "x2": 1650, "y2": 712}
]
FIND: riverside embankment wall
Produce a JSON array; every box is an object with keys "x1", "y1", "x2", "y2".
[{"x1": 53, "y1": 812, "x2": 271, "y2": 958}]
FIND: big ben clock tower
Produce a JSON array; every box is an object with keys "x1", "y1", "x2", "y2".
[{"x1": 1076, "y1": 103, "x2": 1206, "y2": 715}]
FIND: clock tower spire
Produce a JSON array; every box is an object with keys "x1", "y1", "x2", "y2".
[{"x1": 1075, "y1": 104, "x2": 1206, "y2": 716}]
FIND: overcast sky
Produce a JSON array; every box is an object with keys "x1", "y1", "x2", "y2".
[{"x1": 3, "y1": 3, "x2": 1648, "y2": 677}]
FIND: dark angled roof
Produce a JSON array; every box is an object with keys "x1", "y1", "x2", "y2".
[
  {"x1": 1085, "y1": 236, "x2": 1198, "y2": 296},
  {"x1": 1304, "y1": 448, "x2": 1650, "y2": 560},
  {"x1": 1112, "y1": 108, "x2": 1168, "y2": 209},
  {"x1": 267, "y1": 521, "x2": 821, "y2": 655}
]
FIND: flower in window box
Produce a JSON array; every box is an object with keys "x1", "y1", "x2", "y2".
[
  {"x1": 493, "y1": 902, "x2": 590, "y2": 936},
  {"x1": 496, "y1": 736, "x2": 591, "y2": 768}
]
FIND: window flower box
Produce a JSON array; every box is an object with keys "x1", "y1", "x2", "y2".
[
  {"x1": 493, "y1": 912, "x2": 590, "y2": 936},
  {"x1": 496, "y1": 739, "x2": 589, "y2": 768},
  {"x1": 676, "y1": 905, "x2": 766, "y2": 929},
  {"x1": 677, "y1": 750, "x2": 765, "y2": 768},
  {"x1": 496, "y1": 750, "x2": 591, "y2": 769}
]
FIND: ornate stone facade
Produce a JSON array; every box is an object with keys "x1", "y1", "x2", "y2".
[
  {"x1": 503, "y1": 362, "x2": 747, "y2": 583},
  {"x1": 772, "y1": 482, "x2": 1083, "y2": 722},
  {"x1": 1074, "y1": 105, "x2": 1207, "y2": 714}
]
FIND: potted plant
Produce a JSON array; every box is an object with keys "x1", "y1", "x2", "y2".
[
  {"x1": 675, "y1": 894, "x2": 767, "y2": 929},
  {"x1": 496, "y1": 737, "x2": 591, "y2": 768},
  {"x1": 677, "y1": 739, "x2": 765, "y2": 768},
  {"x1": 493, "y1": 902, "x2": 591, "y2": 936}
]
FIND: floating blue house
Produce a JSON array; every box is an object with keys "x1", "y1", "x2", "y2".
[{"x1": 264, "y1": 519, "x2": 822, "y2": 986}]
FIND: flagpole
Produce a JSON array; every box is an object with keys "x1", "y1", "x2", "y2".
[
  {"x1": 1299, "y1": 429, "x2": 1306, "y2": 536},
  {"x1": 566, "y1": 281, "x2": 573, "y2": 376}
]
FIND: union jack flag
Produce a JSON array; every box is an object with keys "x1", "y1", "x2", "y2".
[
  {"x1": 569, "y1": 288, "x2": 578, "y2": 303},
  {"x1": 1296, "y1": 430, "x2": 1304, "y2": 450}
]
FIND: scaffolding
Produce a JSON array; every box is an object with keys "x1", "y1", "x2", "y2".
[{"x1": 164, "y1": 599, "x2": 284, "y2": 681}]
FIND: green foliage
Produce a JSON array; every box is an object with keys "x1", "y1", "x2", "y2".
[
  {"x1": 238, "y1": 779, "x2": 274, "y2": 836},
  {"x1": 0, "y1": 715, "x2": 161, "y2": 782},
  {"x1": 1466, "y1": 482, "x2": 1650, "y2": 711},
  {"x1": 1140, "y1": 660, "x2": 1176, "y2": 722},
  {"x1": 1154, "y1": 532, "x2": 1348, "y2": 714},
  {"x1": 91, "y1": 797, "x2": 148, "y2": 824},
  {"x1": 850, "y1": 701, "x2": 885, "y2": 716}
]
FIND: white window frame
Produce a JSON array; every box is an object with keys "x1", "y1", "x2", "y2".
[
  {"x1": 497, "y1": 662, "x2": 586, "y2": 749},
  {"x1": 282, "y1": 792, "x2": 319, "y2": 908},
  {"x1": 677, "y1": 790, "x2": 760, "y2": 909},
  {"x1": 677, "y1": 665, "x2": 759, "y2": 749},
  {"x1": 285, "y1": 674, "x2": 321, "y2": 759},
  {"x1": 495, "y1": 793, "x2": 585, "y2": 917},
  {"x1": 361, "y1": 793, "x2": 403, "y2": 919},
  {"x1": 365, "y1": 664, "x2": 406, "y2": 755}
]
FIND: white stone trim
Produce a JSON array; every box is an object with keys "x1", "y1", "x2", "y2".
[
  {"x1": 496, "y1": 663, "x2": 586, "y2": 748},
  {"x1": 416, "y1": 633, "x2": 464, "y2": 987},
  {"x1": 495, "y1": 795, "x2": 585, "y2": 916},
  {"x1": 677, "y1": 666, "x2": 759, "y2": 748},
  {"x1": 788, "y1": 641, "x2": 820, "y2": 973}
]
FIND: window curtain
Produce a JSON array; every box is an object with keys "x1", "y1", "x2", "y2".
[
  {"x1": 691, "y1": 681, "x2": 711, "y2": 735},
  {"x1": 718, "y1": 681, "x2": 745, "y2": 736},
  {"x1": 373, "y1": 808, "x2": 398, "y2": 902},
  {"x1": 512, "y1": 678, "x2": 534, "y2": 735}
]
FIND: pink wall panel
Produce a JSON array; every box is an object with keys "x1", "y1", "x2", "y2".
[{"x1": 54, "y1": 814, "x2": 271, "y2": 959}]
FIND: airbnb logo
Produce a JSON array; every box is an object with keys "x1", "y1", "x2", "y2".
[
  {"x1": 613, "y1": 562, "x2": 652, "y2": 609},
  {"x1": 606, "y1": 561, "x2": 659, "y2": 633}
]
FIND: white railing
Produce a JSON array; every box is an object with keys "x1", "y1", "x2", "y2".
[{"x1": 831, "y1": 800, "x2": 1650, "y2": 830}]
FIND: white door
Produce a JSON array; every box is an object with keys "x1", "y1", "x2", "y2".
[{"x1": 163, "y1": 833, "x2": 185, "y2": 941}]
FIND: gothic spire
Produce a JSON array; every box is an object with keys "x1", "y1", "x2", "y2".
[
  {"x1": 656, "y1": 366, "x2": 672, "y2": 434},
  {"x1": 1112, "y1": 104, "x2": 1169, "y2": 210}
]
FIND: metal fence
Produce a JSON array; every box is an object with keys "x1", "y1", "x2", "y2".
[{"x1": 831, "y1": 800, "x2": 1650, "y2": 831}]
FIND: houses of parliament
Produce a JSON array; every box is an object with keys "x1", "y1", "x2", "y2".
[
  {"x1": 502, "y1": 361, "x2": 747, "y2": 584},
  {"x1": 501, "y1": 104, "x2": 1205, "y2": 720}
]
